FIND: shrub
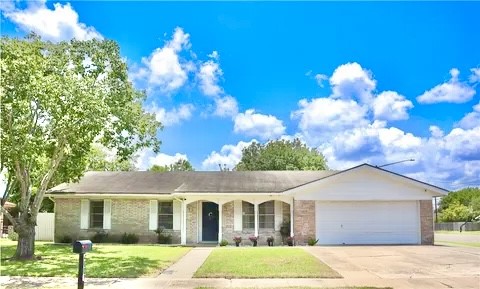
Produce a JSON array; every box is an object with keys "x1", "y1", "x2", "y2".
[
  {"x1": 121, "y1": 232, "x2": 139, "y2": 244},
  {"x1": 307, "y1": 237, "x2": 319, "y2": 246},
  {"x1": 248, "y1": 236, "x2": 258, "y2": 242},
  {"x1": 219, "y1": 239, "x2": 228, "y2": 246},
  {"x1": 233, "y1": 236, "x2": 242, "y2": 243},
  {"x1": 155, "y1": 227, "x2": 172, "y2": 244},
  {"x1": 8, "y1": 231, "x2": 18, "y2": 241},
  {"x1": 91, "y1": 230, "x2": 109, "y2": 243},
  {"x1": 266, "y1": 236, "x2": 274, "y2": 242},
  {"x1": 59, "y1": 235, "x2": 73, "y2": 244}
]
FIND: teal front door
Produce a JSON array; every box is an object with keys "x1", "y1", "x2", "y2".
[{"x1": 202, "y1": 202, "x2": 218, "y2": 242}]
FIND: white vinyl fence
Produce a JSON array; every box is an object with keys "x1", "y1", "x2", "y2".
[{"x1": 35, "y1": 213, "x2": 54, "y2": 241}]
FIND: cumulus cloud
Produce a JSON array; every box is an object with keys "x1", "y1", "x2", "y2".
[
  {"x1": 198, "y1": 52, "x2": 223, "y2": 97},
  {"x1": 469, "y1": 68, "x2": 480, "y2": 84},
  {"x1": 131, "y1": 27, "x2": 192, "y2": 94},
  {"x1": 372, "y1": 91, "x2": 414, "y2": 120},
  {"x1": 330, "y1": 62, "x2": 376, "y2": 104},
  {"x1": 314, "y1": 74, "x2": 328, "y2": 87},
  {"x1": 147, "y1": 103, "x2": 195, "y2": 127},
  {"x1": 1, "y1": 0, "x2": 102, "y2": 42},
  {"x1": 201, "y1": 139, "x2": 257, "y2": 170},
  {"x1": 214, "y1": 96, "x2": 239, "y2": 117},
  {"x1": 234, "y1": 109, "x2": 286, "y2": 140},
  {"x1": 417, "y1": 68, "x2": 476, "y2": 104},
  {"x1": 136, "y1": 149, "x2": 189, "y2": 171},
  {"x1": 457, "y1": 102, "x2": 480, "y2": 129}
]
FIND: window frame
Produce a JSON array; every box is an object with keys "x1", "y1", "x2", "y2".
[
  {"x1": 259, "y1": 201, "x2": 275, "y2": 229},
  {"x1": 242, "y1": 201, "x2": 255, "y2": 230},
  {"x1": 90, "y1": 200, "x2": 104, "y2": 229},
  {"x1": 158, "y1": 201, "x2": 174, "y2": 230}
]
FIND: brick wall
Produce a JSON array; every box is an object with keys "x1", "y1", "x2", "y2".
[
  {"x1": 293, "y1": 200, "x2": 315, "y2": 245},
  {"x1": 419, "y1": 200, "x2": 434, "y2": 245},
  {"x1": 54, "y1": 198, "x2": 179, "y2": 243}
]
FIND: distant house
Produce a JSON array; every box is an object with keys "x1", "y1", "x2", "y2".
[{"x1": 47, "y1": 164, "x2": 448, "y2": 245}]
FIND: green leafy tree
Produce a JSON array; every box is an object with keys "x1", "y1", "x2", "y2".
[
  {"x1": 439, "y1": 187, "x2": 480, "y2": 222},
  {"x1": 0, "y1": 35, "x2": 161, "y2": 259},
  {"x1": 86, "y1": 144, "x2": 136, "y2": 171},
  {"x1": 149, "y1": 159, "x2": 194, "y2": 172},
  {"x1": 235, "y1": 138, "x2": 328, "y2": 171}
]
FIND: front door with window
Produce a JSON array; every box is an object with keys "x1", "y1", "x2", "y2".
[{"x1": 202, "y1": 202, "x2": 218, "y2": 242}]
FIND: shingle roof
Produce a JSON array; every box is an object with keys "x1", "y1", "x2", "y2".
[{"x1": 48, "y1": 170, "x2": 337, "y2": 195}]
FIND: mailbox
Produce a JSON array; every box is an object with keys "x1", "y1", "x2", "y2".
[{"x1": 73, "y1": 240, "x2": 93, "y2": 254}]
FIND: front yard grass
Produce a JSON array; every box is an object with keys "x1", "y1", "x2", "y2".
[
  {"x1": 194, "y1": 247, "x2": 341, "y2": 278},
  {"x1": 435, "y1": 230, "x2": 480, "y2": 235},
  {"x1": 435, "y1": 241, "x2": 480, "y2": 248},
  {"x1": 0, "y1": 239, "x2": 190, "y2": 278}
]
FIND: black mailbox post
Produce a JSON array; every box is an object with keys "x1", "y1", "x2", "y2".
[{"x1": 73, "y1": 240, "x2": 92, "y2": 289}]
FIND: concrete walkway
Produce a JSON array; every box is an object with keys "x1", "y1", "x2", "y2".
[{"x1": 157, "y1": 247, "x2": 213, "y2": 279}]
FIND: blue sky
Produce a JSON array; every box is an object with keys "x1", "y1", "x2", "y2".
[{"x1": 1, "y1": 1, "x2": 479, "y2": 189}]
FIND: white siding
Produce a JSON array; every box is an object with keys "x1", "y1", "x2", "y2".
[
  {"x1": 173, "y1": 200, "x2": 181, "y2": 230},
  {"x1": 80, "y1": 199, "x2": 89, "y2": 229},
  {"x1": 149, "y1": 200, "x2": 158, "y2": 231},
  {"x1": 233, "y1": 200, "x2": 242, "y2": 231},
  {"x1": 295, "y1": 166, "x2": 436, "y2": 201},
  {"x1": 103, "y1": 199, "x2": 111, "y2": 230},
  {"x1": 315, "y1": 201, "x2": 420, "y2": 245}
]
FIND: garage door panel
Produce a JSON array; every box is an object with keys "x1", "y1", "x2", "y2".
[{"x1": 315, "y1": 201, "x2": 420, "y2": 245}]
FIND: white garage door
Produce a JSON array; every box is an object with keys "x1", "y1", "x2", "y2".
[{"x1": 315, "y1": 201, "x2": 420, "y2": 245}]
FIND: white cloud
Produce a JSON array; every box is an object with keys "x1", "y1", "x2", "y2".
[
  {"x1": 201, "y1": 139, "x2": 257, "y2": 170},
  {"x1": 136, "y1": 149, "x2": 189, "y2": 171},
  {"x1": 198, "y1": 56, "x2": 223, "y2": 97},
  {"x1": 457, "y1": 101, "x2": 480, "y2": 129},
  {"x1": 469, "y1": 68, "x2": 480, "y2": 83},
  {"x1": 417, "y1": 68, "x2": 476, "y2": 103},
  {"x1": 147, "y1": 103, "x2": 195, "y2": 126},
  {"x1": 234, "y1": 109, "x2": 286, "y2": 140},
  {"x1": 330, "y1": 62, "x2": 376, "y2": 103},
  {"x1": 132, "y1": 27, "x2": 191, "y2": 94},
  {"x1": 214, "y1": 96, "x2": 239, "y2": 117},
  {"x1": 314, "y1": 74, "x2": 328, "y2": 87},
  {"x1": 372, "y1": 91, "x2": 414, "y2": 120},
  {"x1": 292, "y1": 97, "x2": 368, "y2": 144},
  {"x1": 1, "y1": 0, "x2": 102, "y2": 42}
]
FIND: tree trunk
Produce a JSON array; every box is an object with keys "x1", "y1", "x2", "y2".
[{"x1": 14, "y1": 220, "x2": 36, "y2": 260}]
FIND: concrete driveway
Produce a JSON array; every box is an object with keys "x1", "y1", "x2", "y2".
[{"x1": 306, "y1": 245, "x2": 480, "y2": 289}]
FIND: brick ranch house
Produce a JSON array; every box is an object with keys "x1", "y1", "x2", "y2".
[{"x1": 47, "y1": 164, "x2": 448, "y2": 246}]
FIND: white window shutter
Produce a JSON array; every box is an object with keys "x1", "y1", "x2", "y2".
[
  {"x1": 173, "y1": 200, "x2": 181, "y2": 230},
  {"x1": 80, "y1": 200, "x2": 89, "y2": 229},
  {"x1": 149, "y1": 200, "x2": 158, "y2": 230},
  {"x1": 234, "y1": 200, "x2": 242, "y2": 231},
  {"x1": 275, "y1": 200, "x2": 283, "y2": 230},
  {"x1": 103, "y1": 199, "x2": 112, "y2": 230}
]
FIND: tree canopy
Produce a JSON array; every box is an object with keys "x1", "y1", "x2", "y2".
[
  {"x1": 235, "y1": 138, "x2": 328, "y2": 171},
  {"x1": 149, "y1": 159, "x2": 194, "y2": 172},
  {"x1": 439, "y1": 187, "x2": 480, "y2": 222},
  {"x1": 0, "y1": 34, "x2": 161, "y2": 258}
]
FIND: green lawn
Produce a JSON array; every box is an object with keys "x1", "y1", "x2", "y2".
[
  {"x1": 194, "y1": 248, "x2": 341, "y2": 278},
  {"x1": 0, "y1": 240, "x2": 190, "y2": 278}
]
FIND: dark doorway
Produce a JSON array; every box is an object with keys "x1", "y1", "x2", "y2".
[{"x1": 202, "y1": 202, "x2": 219, "y2": 242}]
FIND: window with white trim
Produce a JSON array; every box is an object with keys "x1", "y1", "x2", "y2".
[
  {"x1": 242, "y1": 201, "x2": 254, "y2": 229},
  {"x1": 90, "y1": 201, "x2": 104, "y2": 228},
  {"x1": 158, "y1": 201, "x2": 173, "y2": 229},
  {"x1": 259, "y1": 201, "x2": 275, "y2": 229}
]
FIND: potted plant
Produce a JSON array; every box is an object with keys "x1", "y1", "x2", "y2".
[
  {"x1": 280, "y1": 221, "x2": 290, "y2": 244},
  {"x1": 249, "y1": 235, "x2": 258, "y2": 247},
  {"x1": 266, "y1": 236, "x2": 274, "y2": 247},
  {"x1": 286, "y1": 236, "x2": 294, "y2": 246},
  {"x1": 233, "y1": 236, "x2": 242, "y2": 247}
]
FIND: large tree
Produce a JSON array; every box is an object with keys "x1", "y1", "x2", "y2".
[
  {"x1": 439, "y1": 187, "x2": 480, "y2": 222},
  {"x1": 235, "y1": 138, "x2": 328, "y2": 171},
  {"x1": 149, "y1": 159, "x2": 194, "y2": 172},
  {"x1": 0, "y1": 35, "x2": 161, "y2": 259}
]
